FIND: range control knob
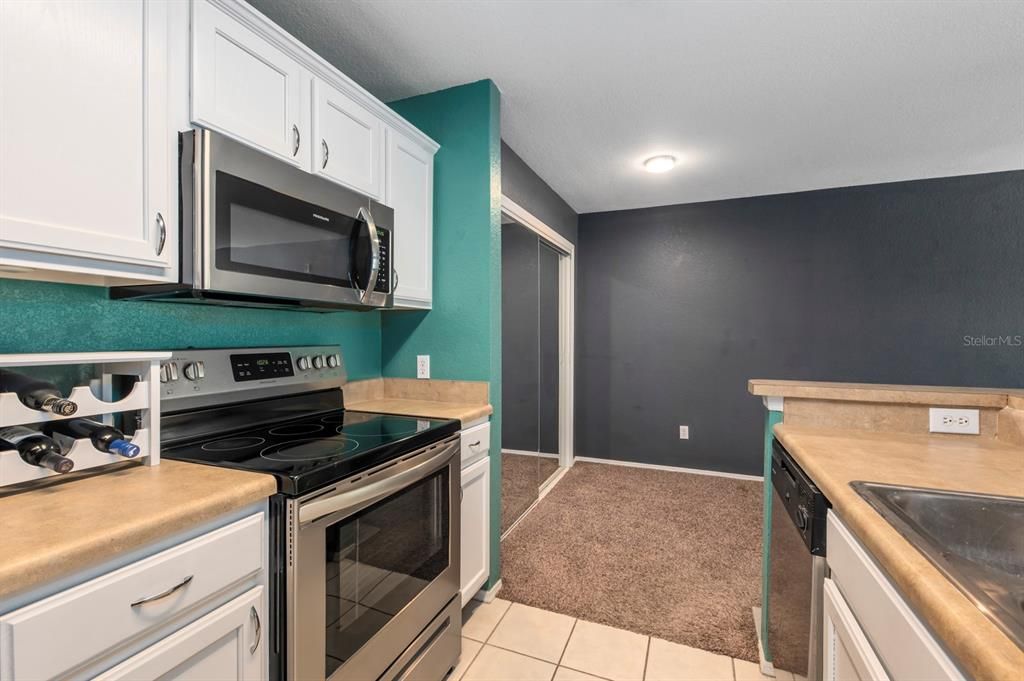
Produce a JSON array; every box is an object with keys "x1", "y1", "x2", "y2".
[
  {"x1": 312, "y1": 355, "x2": 325, "y2": 370},
  {"x1": 297, "y1": 356, "x2": 311, "y2": 371},
  {"x1": 183, "y1": 361, "x2": 205, "y2": 381},
  {"x1": 327, "y1": 354, "x2": 340, "y2": 368}
]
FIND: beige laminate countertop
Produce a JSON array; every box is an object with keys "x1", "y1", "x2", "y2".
[
  {"x1": 0, "y1": 460, "x2": 277, "y2": 602},
  {"x1": 347, "y1": 398, "x2": 492, "y2": 425},
  {"x1": 749, "y1": 379, "x2": 1020, "y2": 407},
  {"x1": 773, "y1": 424, "x2": 1024, "y2": 681}
]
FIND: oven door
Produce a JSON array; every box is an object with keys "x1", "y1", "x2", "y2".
[
  {"x1": 194, "y1": 129, "x2": 389, "y2": 308},
  {"x1": 287, "y1": 437, "x2": 461, "y2": 681}
]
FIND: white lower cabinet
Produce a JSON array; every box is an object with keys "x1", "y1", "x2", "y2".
[
  {"x1": 460, "y1": 430, "x2": 491, "y2": 606},
  {"x1": 823, "y1": 579, "x2": 889, "y2": 681},
  {"x1": 0, "y1": 510, "x2": 266, "y2": 680},
  {"x1": 825, "y1": 512, "x2": 965, "y2": 681},
  {"x1": 95, "y1": 587, "x2": 264, "y2": 681}
]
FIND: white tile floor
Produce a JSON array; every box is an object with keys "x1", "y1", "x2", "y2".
[{"x1": 455, "y1": 599, "x2": 797, "y2": 681}]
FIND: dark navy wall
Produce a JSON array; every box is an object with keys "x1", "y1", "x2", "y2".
[
  {"x1": 501, "y1": 141, "x2": 578, "y2": 246},
  {"x1": 577, "y1": 171, "x2": 1024, "y2": 476}
]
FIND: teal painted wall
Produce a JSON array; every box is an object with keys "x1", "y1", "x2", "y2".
[
  {"x1": 384, "y1": 80, "x2": 503, "y2": 587},
  {"x1": 0, "y1": 280, "x2": 383, "y2": 379}
]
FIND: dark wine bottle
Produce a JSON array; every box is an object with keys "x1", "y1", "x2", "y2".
[
  {"x1": 0, "y1": 369, "x2": 78, "y2": 416},
  {"x1": 0, "y1": 426, "x2": 75, "y2": 474},
  {"x1": 47, "y1": 418, "x2": 141, "y2": 458}
]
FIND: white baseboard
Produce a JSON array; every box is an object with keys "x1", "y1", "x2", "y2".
[
  {"x1": 473, "y1": 580, "x2": 502, "y2": 603},
  {"x1": 574, "y1": 456, "x2": 763, "y2": 481},
  {"x1": 501, "y1": 448, "x2": 559, "y2": 459}
]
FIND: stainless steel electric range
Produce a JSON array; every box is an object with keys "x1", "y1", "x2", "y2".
[{"x1": 158, "y1": 346, "x2": 462, "y2": 681}]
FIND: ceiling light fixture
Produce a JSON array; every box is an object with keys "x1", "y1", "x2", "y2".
[{"x1": 643, "y1": 155, "x2": 677, "y2": 173}]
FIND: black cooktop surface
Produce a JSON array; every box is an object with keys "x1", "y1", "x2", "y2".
[{"x1": 161, "y1": 409, "x2": 460, "y2": 496}]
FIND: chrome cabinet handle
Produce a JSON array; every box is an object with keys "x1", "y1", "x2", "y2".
[
  {"x1": 155, "y1": 212, "x2": 166, "y2": 255},
  {"x1": 250, "y1": 605, "x2": 261, "y2": 654},
  {"x1": 392, "y1": 269, "x2": 399, "y2": 293},
  {"x1": 130, "y1": 575, "x2": 193, "y2": 608},
  {"x1": 321, "y1": 139, "x2": 329, "y2": 168},
  {"x1": 292, "y1": 124, "x2": 300, "y2": 156}
]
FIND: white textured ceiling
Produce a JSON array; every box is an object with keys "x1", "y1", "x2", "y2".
[{"x1": 250, "y1": 0, "x2": 1024, "y2": 213}]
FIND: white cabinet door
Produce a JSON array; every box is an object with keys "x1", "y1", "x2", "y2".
[
  {"x1": 385, "y1": 128, "x2": 434, "y2": 308},
  {"x1": 192, "y1": 0, "x2": 308, "y2": 166},
  {"x1": 95, "y1": 587, "x2": 265, "y2": 681},
  {"x1": 460, "y1": 456, "x2": 490, "y2": 606},
  {"x1": 0, "y1": 0, "x2": 173, "y2": 278},
  {"x1": 313, "y1": 79, "x2": 384, "y2": 198},
  {"x1": 823, "y1": 579, "x2": 889, "y2": 681}
]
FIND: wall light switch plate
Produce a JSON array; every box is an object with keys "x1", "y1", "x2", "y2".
[
  {"x1": 416, "y1": 355, "x2": 430, "y2": 379},
  {"x1": 928, "y1": 407, "x2": 979, "y2": 434},
  {"x1": 679, "y1": 425, "x2": 689, "y2": 439}
]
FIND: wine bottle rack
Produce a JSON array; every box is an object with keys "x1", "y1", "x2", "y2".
[{"x1": 0, "y1": 351, "x2": 169, "y2": 488}]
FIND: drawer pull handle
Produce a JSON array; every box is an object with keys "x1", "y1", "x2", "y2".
[
  {"x1": 250, "y1": 605, "x2": 262, "y2": 654},
  {"x1": 292, "y1": 124, "x2": 300, "y2": 156},
  {"x1": 130, "y1": 575, "x2": 193, "y2": 608},
  {"x1": 469, "y1": 441, "x2": 481, "y2": 448}
]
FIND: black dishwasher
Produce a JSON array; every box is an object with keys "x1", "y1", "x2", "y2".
[{"x1": 767, "y1": 439, "x2": 829, "y2": 681}]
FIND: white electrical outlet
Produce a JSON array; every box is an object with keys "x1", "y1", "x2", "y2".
[
  {"x1": 928, "y1": 407, "x2": 980, "y2": 434},
  {"x1": 416, "y1": 355, "x2": 430, "y2": 379},
  {"x1": 679, "y1": 425, "x2": 689, "y2": 439}
]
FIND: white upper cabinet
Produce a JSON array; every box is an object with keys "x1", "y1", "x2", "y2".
[
  {"x1": 313, "y1": 80, "x2": 384, "y2": 199},
  {"x1": 0, "y1": 0, "x2": 177, "y2": 282},
  {"x1": 191, "y1": 0, "x2": 309, "y2": 166},
  {"x1": 386, "y1": 127, "x2": 435, "y2": 308}
]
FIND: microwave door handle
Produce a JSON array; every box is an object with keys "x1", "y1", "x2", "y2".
[{"x1": 358, "y1": 207, "x2": 381, "y2": 303}]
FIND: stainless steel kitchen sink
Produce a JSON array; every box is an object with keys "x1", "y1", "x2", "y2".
[{"x1": 851, "y1": 481, "x2": 1024, "y2": 649}]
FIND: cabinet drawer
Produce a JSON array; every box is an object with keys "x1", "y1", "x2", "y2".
[
  {"x1": 0, "y1": 512, "x2": 264, "y2": 680},
  {"x1": 826, "y1": 512, "x2": 965, "y2": 681},
  {"x1": 460, "y1": 422, "x2": 490, "y2": 468},
  {"x1": 94, "y1": 587, "x2": 264, "y2": 681}
]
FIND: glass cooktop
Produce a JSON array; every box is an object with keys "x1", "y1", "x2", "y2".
[{"x1": 161, "y1": 410, "x2": 460, "y2": 496}]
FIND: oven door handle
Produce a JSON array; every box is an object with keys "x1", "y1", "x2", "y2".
[{"x1": 299, "y1": 439, "x2": 457, "y2": 526}]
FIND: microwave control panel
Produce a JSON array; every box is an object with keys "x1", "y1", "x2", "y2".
[{"x1": 375, "y1": 228, "x2": 391, "y2": 293}]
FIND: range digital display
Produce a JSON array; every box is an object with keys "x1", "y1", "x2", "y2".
[{"x1": 230, "y1": 352, "x2": 294, "y2": 382}]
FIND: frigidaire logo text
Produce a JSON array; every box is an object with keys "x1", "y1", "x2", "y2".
[{"x1": 312, "y1": 213, "x2": 330, "y2": 222}]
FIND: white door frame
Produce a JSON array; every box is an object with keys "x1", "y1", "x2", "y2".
[{"x1": 501, "y1": 195, "x2": 575, "y2": 472}]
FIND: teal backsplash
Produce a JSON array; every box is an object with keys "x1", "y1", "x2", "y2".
[{"x1": 0, "y1": 279, "x2": 383, "y2": 379}]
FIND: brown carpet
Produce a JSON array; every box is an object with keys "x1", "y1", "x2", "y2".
[
  {"x1": 500, "y1": 462, "x2": 763, "y2": 662},
  {"x1": 502, "y1": 453, "x2": 566, "y2": 533},
  {"x1": 501, "y1": 453, "x2": 539, "y2": 533}
]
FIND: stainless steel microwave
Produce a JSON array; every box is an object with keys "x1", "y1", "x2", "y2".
[{"x1": 112, "y1": 129, "x2": 394, "y2": 311}]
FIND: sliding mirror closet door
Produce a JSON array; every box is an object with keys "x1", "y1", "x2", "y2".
[
  {"x1": 501, "y1": 219, "x2": 541, "y2": 534},
  {"x1": 537, "y1": 241, "x2": 561, "y2": 489},
  {"x1": 501, "y1": 215, "x2": 566, "y2": 535}
]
